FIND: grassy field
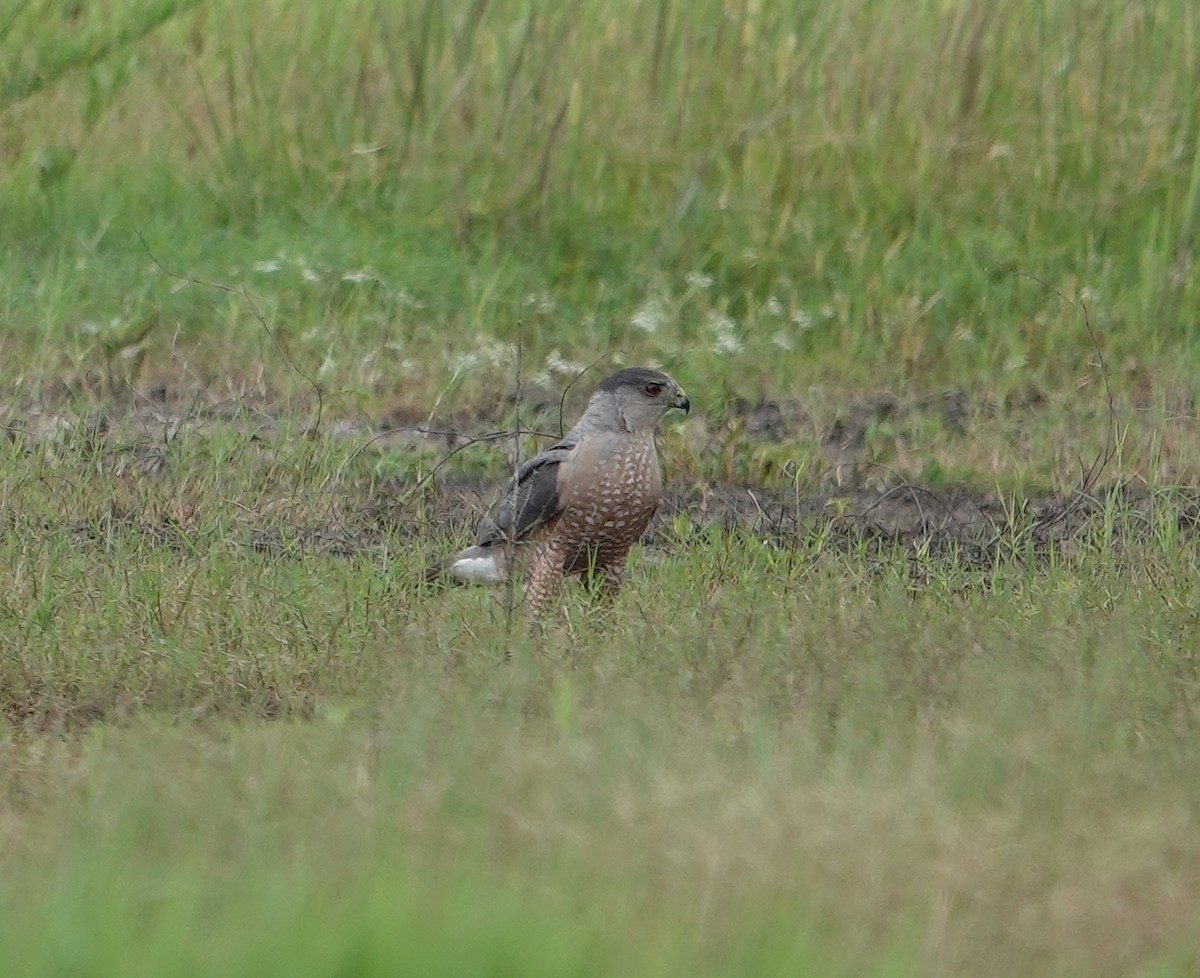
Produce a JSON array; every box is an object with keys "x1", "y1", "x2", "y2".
[{"x1": 5, "y1": 0, "x2": 1200, "y2": 975}]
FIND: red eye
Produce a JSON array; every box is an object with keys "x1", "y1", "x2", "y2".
[{"x1": 645, "y1": 383, "x2": 663, "y2": 397}]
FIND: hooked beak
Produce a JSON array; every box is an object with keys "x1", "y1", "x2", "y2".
[{"x1": 673, "y1": 388, "x2": 691, "y2": 414}]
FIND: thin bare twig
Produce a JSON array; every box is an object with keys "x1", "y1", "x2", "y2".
[
  {"x1": 373, "y1": 426, "x2": 558, "y2": 511},
  {"x1": 981, "y1": 254, "x2": 1116, "y2": 534},
  {"x1": 558, "y1": 356, "x2": 605, "y2": 436},
  {"x1": 503, "y1": 336, "x2": 525, "y2": 640},
  {"x1": 135, "y1": 230, "x2": 325, "y2": 435},
  {"x1": 324, "y1": 424, "x2": 557, "y2": 494}
]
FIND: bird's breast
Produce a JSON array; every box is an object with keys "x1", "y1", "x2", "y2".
[{"x1": 557, "y1": 436, "x2": 661, "y2": 543}]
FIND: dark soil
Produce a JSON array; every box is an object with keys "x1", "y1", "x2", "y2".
[
  {"x1": 4, "y1": 394, "x2": 1193, "y2": 575},
  {"x1": 401, "y1": 475, "x2": 1190, "y2": 577}
]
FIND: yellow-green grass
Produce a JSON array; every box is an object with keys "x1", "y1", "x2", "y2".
[{"x1": 3, "y1": 428, "x2": 1200, "y2": 976}]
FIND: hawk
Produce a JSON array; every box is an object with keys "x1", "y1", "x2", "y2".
[{"x1": 429, "y1": 367, "x2": 690, "y2": 619}]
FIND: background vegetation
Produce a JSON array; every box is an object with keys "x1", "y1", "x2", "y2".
[
  {"x1": 4, "y1": 0, "x2": 1200, "y2": 406},
  {"x1": 4, "y1": 0, "x2": 1200, "y2": 975}
]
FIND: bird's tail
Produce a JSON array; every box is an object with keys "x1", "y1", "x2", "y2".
[{"x1": 424, "y1": 544, "x2": 511, "y2": 586}]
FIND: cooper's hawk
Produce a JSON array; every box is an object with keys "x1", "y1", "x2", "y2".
[{"x1": 429, "y1": 367, "x2": 690, "y2": 619}]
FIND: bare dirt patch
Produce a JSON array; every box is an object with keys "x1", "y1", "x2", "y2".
[{"x1": 2, "y1": 391, "x2": 1190, "y2": 573}]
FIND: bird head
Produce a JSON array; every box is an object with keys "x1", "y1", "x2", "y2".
[{"x1": 591, "y1": 366, "x2": 690, "y2": 433}]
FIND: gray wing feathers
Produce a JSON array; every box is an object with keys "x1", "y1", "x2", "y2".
[{"x1": 476, "y1": 441, "x2": 575, "y2": 546}]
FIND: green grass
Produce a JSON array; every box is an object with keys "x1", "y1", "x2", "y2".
[
  {"x1": 6, "y1": 1, "x2": 1200, "y2": 975},
  {"x1": 4, "y1": 431, "x2": 1200, "y2": 976},
  {"x1": 2, "y1": 717, "x2": 911, "y2": 978},
  {"x1": 3, "y1": 0, "x2": 1200, "y2": 408}
]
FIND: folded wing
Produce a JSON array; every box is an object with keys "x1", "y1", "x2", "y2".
[{"x1": 476, "y1": 439, "x2": 576, "y2": 547}]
